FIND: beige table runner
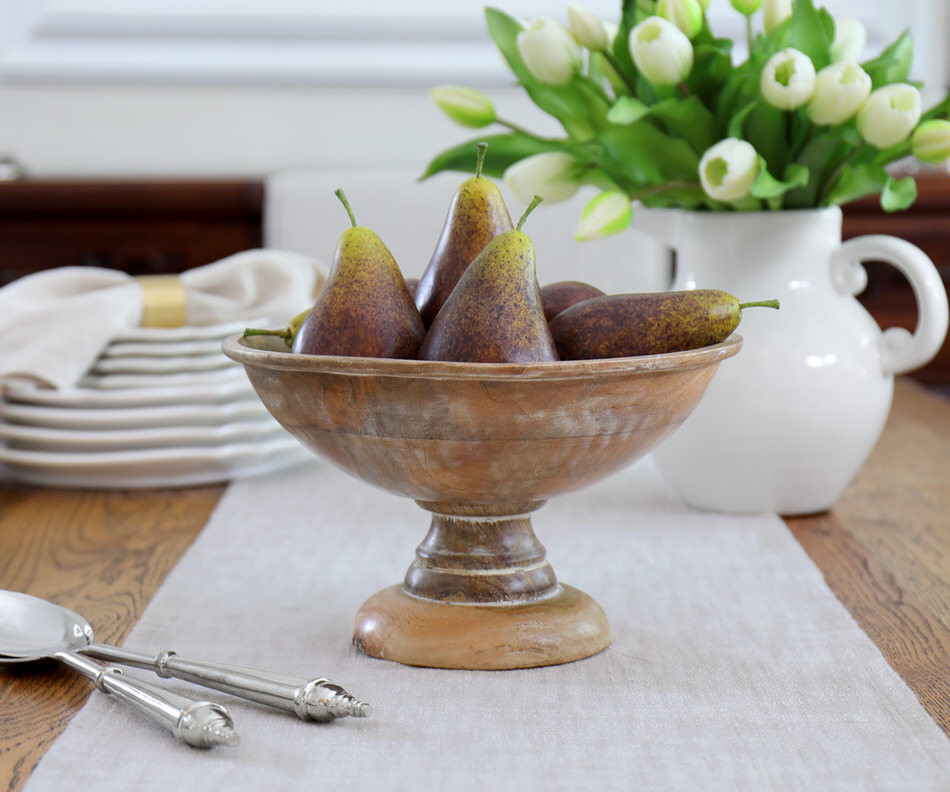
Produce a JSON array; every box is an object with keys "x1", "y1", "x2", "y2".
[{"x1": 23, "y1": 458, "x2": 950, "y2": 791}]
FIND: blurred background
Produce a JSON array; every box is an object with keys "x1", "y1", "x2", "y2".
[{"x1": 0, "y1": 0, "x2": 947, "y2": 384}]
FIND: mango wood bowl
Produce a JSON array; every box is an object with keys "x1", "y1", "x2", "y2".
[{"x1": 223, "y1": 335, "x2": 741, "y2": 670}]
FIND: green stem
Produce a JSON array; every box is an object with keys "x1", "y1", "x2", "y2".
[
  {"x1": 475, "y1": 142, "x2": 487, "y2": 178},
  {"x1": 739, "y1": 299, "x2": 780, "y2": 310},
  {"x1": 517, "y1": 196, "x2": 544, "y2": 230},
  {"x1": 243, "y1": 327, "x2": 292, "y2": 344},
  {"x1": 746, "y1": 15, "x2": 753, "y2": 53},
  {"x1": 334, "y1": 188, "x2": 357, "y2": 227},
  {"x1": 496, "y1": 119, "x2": 552, "y2": 142},
  {"x1": 630, "y1": 180, "x2": 700, "y2": 199},
  {"x1": 678, "y1": 81, "x2": 691, "y2": 99},
  {"x1": 601, "y1": 50, "x2": 639, "y2": 96}
]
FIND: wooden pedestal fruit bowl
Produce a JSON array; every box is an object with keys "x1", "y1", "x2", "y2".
[{"x1": 223, "y1": 335, "x2": 741, "y2": 670}]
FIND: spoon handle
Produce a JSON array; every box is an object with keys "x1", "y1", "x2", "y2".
[
  {"x1": 54, "y1": 651, "x2": 240, "y2": 748},
  {"x1": 80, "y1": 643, "x2": 371, "y2": 722}
]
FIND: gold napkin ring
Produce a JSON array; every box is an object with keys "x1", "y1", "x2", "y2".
[{"x1": 136, "y1": 275, "x2": 187, "y2": 327}]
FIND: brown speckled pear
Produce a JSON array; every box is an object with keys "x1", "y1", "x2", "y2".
[
  {"x1": 293, "y1": 190, "x2": 425, "y2": 359},
  {"x1": 415, "y1": 143, "x2": 513, "y2": 326},
  {"x1": 419, "y1": 197, "x2": 558, "y2": 363},
  {"x1": 550, "y1": 290, "x2": 778, "y2": 360},
  {"x1": 540, "y1": 280, "x2": 606, "y2": 322}
]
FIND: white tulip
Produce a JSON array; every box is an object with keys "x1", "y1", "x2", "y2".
[
  {"x1": 567, "y1": 4, "x2": 608, "y2": 51},
  {"x1": 504, "y1": 152, "x2": 584, "y2": 205},
  {"x1": 517, "y1": 18, "x2": 583, "y2": 86},
  {"x1": 806, "y1": 62, "x2": 871, "y2": 125},
  {"x1": 657, "y1": 0, "x2": 704, "y2": 40},
  {"x1": 856, "y1": 83, "x2": 922, "y2": 148},
  {"x1": 629, "y1": 16, "x2": 694, "y2": 86},
  {"x1": 762, "y1": 0, "x2": 791, "y2": 34},
  {"x1": 603, "y1": 21, "x2": 619, "y2": 45},
  {"x1": 575, "y1": 191, "x2": 632, "y2": 241},
  {"x1": 760, "y1": 48, "x2": 816, "y2": 110},
  {"x1": 912, "y1": 120, "x2": 950, "y2": 165},
  {"x1": 429, "y1": 86, "x2": 497, "y2": 129},
  {"x1": 699, "y1": 138, "x2": 760, "y2": 202},
  {"x1": 831, "y1": 17, "x2": 867, "y2": 63}
]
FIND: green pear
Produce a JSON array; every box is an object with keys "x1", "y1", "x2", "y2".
[
  {"x1": 415, "y1": 143, "x2": 513, "y2": 326},
  {"x1": 292, "y1": 190, "x2": 425, "y2": 359},
  {"x1": 419, "y1": 197, "x2": 558, "y2": 363},
  {"x1": 549, "y1": 291, "x2": 779, "y2": 359},
  {"x1": 540, "y1": 281, "x2": 606, "y2": 322}
]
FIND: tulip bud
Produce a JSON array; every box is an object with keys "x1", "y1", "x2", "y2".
[
  {"x1": 429, "y1": 86, "x2": 497, "y2": 129},
  {"x1": 575, "y1": 191, "x2": 632, "y2": 241},
  {"x1": 657, "y1": 0, "x2": 704, "y2": 40},
  {"x1": 911, "y1": 119, "x2": 950, "y2": 165},
  {"x1": 504, "y1": 152, "x2": 584, "y2": 205},
  {"x1": 603, "y1": 21, "x2": 619, "y2": 45},
  {"x1": 629, "y1": 16, "x2": 694, "y2": 86},
  {"x1": 699, "y1": 138, "x2": 760, "y2": 202},
  {"x1": 760, "y1": 48, "x2": 817, "y2": 110},
  {"x1": 762, "y1": 0, "x2": 791, "y2": 34},
  {"x1": 831, "y1": 17, "x2": 867, "y2": 63},
  {"x1": 729, "y1": 0, "x2": 763, "y2": 16},
  {"x1": 806, "y1": 62, "x2": 871, "y2": 125},
  {"x1": 697, "y1": 0, "x2": 711, "y2": 8},
  {"x1": 517, "y1": 18, "x2": 583, "y2": 86},
  {"x1": 566, "y1": 4, "x2": 608, "y2": 51},
  {"x1": 856, "y1": 83, "x2": 922, "y2": 149}
]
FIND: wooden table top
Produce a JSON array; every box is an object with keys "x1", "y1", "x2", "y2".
[{"x1": 1, "y1": 377, "x2": 948, "y2": 791}]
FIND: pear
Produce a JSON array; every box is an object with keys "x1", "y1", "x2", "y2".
[
  {"x1": 549, "y1": 291, "x2": 779, "y2": 360},
  {"x1": 415, "y1": 143, "x2": 514, "y2": 326},
  {"x1": 540, "y1": 280, "x2": 606, "y2": 322},
  {"x1": 292, "y1": 190, "x2": 425, "y2": 359},
  {"x1": 419, "y1": 197, "x2": 558, "y2": 363}
]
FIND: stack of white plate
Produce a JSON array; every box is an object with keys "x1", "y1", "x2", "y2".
[{"x1": 0, "y1": 321, "x2": 309, "y2": 488}]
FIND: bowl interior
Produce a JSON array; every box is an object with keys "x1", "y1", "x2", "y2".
[{"x1": 223, "y1": 335, "x2": 740, "y2": 506}]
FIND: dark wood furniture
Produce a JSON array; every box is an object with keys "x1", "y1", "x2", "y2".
[
  {"x1": 0, "y1": 175, "x2": 946, "y2": 384},
  {"x1": 1, "y1": 378, "x2": 947, "y2": 791}
]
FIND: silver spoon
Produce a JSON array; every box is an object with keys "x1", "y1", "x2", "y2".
[
  {"x1": 0, "y1": 590, "x2": 370, "y2": 722},
  {"x1": 0, "y1": 593, "x2": 239, "y2": 748}
]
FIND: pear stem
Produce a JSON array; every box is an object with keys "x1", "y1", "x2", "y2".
[
  {"x1": 739, "y1": 299, "x2": 780, "y2": 311},
  {"x1": 334, "y1": 189, "x2": 358, "y2": 227},
  {"x1": 516, "y1": 195, "x2": 544, "y2": 231},
  {"x1": 475, "y1": 142, "x2": 487, "y2": 179},
  {"x1": 243, "y1": 327, "x2": 292, "y2": 344}
]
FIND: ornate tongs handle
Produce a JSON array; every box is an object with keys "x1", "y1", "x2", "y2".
[
  {"x1": 79, "y1": 644, "x2": 371, "y2": 722},
  {"x1": 55, "y1": 651, "x2": 239, "y2": 748}
]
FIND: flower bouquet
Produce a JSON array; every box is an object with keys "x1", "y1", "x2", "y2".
[{"x1": 424, "y1": 0, "x2": 950, "y2": 240}]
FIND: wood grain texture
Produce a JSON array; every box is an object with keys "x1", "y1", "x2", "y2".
[
  {"x1": 0, "y1": 484, "x2": 224, "y2": 792},
  {"x1": 786, "y1": 379, "x2": 950, "y2": 734}
]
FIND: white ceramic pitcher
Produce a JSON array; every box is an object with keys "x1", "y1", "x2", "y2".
[{"x1": 633, "y1": 206, "x2": 948, "y2": 515}]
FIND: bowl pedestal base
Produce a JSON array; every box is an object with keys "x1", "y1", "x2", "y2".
[{"x1": 352, "y1": 501, "x2": 611, "y2": 670}]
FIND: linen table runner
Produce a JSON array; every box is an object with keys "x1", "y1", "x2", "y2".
[{"x1": 23, "y1": 459, "x2": 950, "y2": 791}]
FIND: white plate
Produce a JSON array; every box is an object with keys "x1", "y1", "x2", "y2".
[
  {"x1": 91, "y1": 354, "x2": 236, "y2": 375},
  {"x1": 0, "y1": 419, "x2": 286, "y2": 451},
  {"x1": 2, "y1": 379, "x2": 255, "y2": 408},
  {"x1": 112, "y1": 319, "x2": 265, "y2": 343},
  {"x1": 0, "y1": 437, "x2": 310, "y2": 489},
  {"x1": 79, "y1": 367, "x2": 248, "y2": 390},
  {"x1": 0, "y1": 399, "x2": 271, "y2": 429},
  {"x1": 102, "y1": 339, "x2": 227, "y2": 358}
]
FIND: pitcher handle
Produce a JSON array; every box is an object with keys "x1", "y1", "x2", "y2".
[{"x1": 830, "y1": 235, "x2": 948, "y2": 376}]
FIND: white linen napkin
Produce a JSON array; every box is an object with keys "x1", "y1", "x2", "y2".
[{"x1": 0, "y1": 250, "x2": 324, "y2": 389}]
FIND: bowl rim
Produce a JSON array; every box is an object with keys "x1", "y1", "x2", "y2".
[{"x1": 222, "y1": 334, "x2": 742, "y2": 381}]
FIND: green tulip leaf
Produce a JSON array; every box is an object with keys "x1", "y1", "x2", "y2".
[
  {"x1": 786, "y1": 0, "x2": 832, "y2": 69},
  {"x1": 862, "y1": 30, "x2": 913, "y2": 89},
  {"x1": 607, "y1": 96, "x2": 651, "y2": 126},
  {"x1": 824, "y1": 162, "x2": 888, "y2": 207},
  {"x1": 727, "y1": 101, "x2": 757, "y2": 139},
  {"x1": 649, "y1": 97, "x2": 719, "y2": 155},
  {"x1": 750, "y1": 158, "x2": 809, "y2": 201},
  {"x1": 420, "y1": 134, "x2": 568, "y2": 180},
  {"x1": 881, "y1": 175, "x2": 918, "y2": 212}
]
